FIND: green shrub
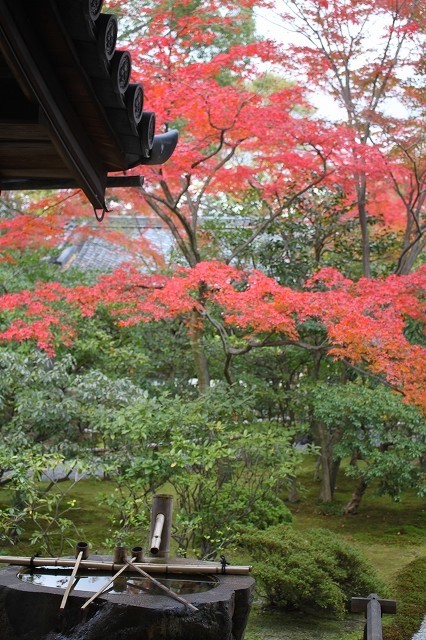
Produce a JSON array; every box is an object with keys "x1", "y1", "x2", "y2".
[
  {"x1": 384, "y1": 556, "x2": 426, "y2": 640},
  {"x1": 236, "y1": 490, "x2": 293, "y2": 531},
  {"x1": 242, "y1": 525, "x2": 385, "y2": 617}
]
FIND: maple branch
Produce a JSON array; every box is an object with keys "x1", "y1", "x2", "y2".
[
  {"x1": 207, "y1": 94, "x2": 253, "y2": 136},
  {"x1": 366, "y1": 14, "x2": 412, "y2": 126},
  {"x1": 388, "y1": 168, "x2": 424, "y2": 237},
  {"x1": 143, "y1": 194, "x2": 198, "y2": 266},
  {"x1": 188, "y1": 91, "x2": 253, "y2": 177},
  {"x1": 391, "y1": 140, "x2": 426, "y2": 216},
  {"x1": 159, "y1": 178, "x2": 177, "y2": 208},
  {"x1": 203, "y1": 304, "x2": 329, "y2": 385},
  {"x1": 38, "y1": 191, "x2": 80, "y2": 213},
  {"x1": 189, "y1": 92, "x2": 252, "y2": 174},
  {"x1": 223, "y1": 352, "x2": 233, "y2": 386},
  {"x1": 158, "y1": 175, "x2": 200, "y2": 256},
  {"x1": 395, "y1": 230, "x2": 426, "y2": 275},
  {"x1": 0, "y1": 195, "x2": 25, "y2": 217},
  {"x1": 226, "y1": 170, "x2": 331, "y2": 264},
  {"x1": 194, "y1": 141, "x2": 241, "y2": 212},
  {"x1": 287, "y1": 3, "x2": 361, "y2": 126},
  {"x1": 190, "y1": 129, "x2": 227, "y2": 171},
  {"x1": 343, "y1": 360, "x2": 405, "y2": 396},
  {"x1": 202, "y1": 309, "x2": 235, "y2": 384},
  {"x1": 229, "y1": 337, "x2": 329, "y2": 355},
  {"x1": 381, "y1": 149, "x2": 426, "y2": 274}
]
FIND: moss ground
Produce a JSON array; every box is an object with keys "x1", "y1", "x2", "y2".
[{"x1": 245, "y1": 459, "x2": 426, "y2": 639}]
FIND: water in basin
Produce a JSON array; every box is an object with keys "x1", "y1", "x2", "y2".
[{"x1": 18, "y1": 567, "x2": 218, "y2": 595}]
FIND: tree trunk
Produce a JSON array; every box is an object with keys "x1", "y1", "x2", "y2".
[
  {"x1": 287, "y1": 477, "x2": 299, "y2": 503},
  {"x1": 319, "y1": 451, "x2": 333, "y2": 502},
  {"x1": 189, "y1": 310, "x2": 210, "y2": 394},
  {"x1": 317, "y1": 424, "x2": 341, "y2": 503},
  {"x1": 355, "y1": 171, "x2": 371, "y2": 278},
  {"x1": 343, "y1": 477, "x2": 368, "y2": 515},
  {"x1": 397, "y1": 235, "x2": 426, "y2": 275},
  {"x1": 330, "y1": 457, "x2": 341, "y2": 495},
  {"x1": 318, "y1": 423, "x2": 333, "y2": 502}
]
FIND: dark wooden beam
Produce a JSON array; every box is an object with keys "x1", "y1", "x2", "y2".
[
  {"x1": 0, "y1": 141, "x2": 68, "y2": 173},
  {"x1": 0, "y1": 175, "x2": 144, "y2": 190},
  {"x1": 0, "y1": 0, "x2": 108, "y2": 210},
  {"x1": 351, "y1": 596, "x2": 397, "y2": 615},
  {"x1": 34, "y1": 0, "x2": 128, "y2": 171},
  {"x1": 0, "y1": 121, "x2": 51, "y2": 141}
]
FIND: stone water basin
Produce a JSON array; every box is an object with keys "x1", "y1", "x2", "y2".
[{"x1": 0, "y1": 559, "x2": 255, "y2": 640}]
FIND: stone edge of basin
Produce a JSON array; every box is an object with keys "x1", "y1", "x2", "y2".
[{"x1": 0, "y1": 560, "x2": 255, "y2": 609}]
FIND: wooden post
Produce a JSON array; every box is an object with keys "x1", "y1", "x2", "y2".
[
  {"x1": 366, "y1": 596, "x2": 383, "y2": 640},
  {"x1": 351, "y1": 594, "x2": 397, "y2": 640}
]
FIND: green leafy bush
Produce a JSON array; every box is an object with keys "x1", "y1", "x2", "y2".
[
  {"x1": 98, "y1": 386, "x2": 296, "y2": 558},
  {"x1": 242, "y1": 525, "x2": 385, "y2": 617}
]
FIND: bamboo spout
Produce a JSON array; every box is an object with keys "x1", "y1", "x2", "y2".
[
  {"x1": 149, "y1": 495, "x2": 173, "y2": 559},
  {"x1": 150, "y1": 513, "x2": 165, "y2": 555}
]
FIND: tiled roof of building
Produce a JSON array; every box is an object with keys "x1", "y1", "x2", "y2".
[{"x1": 55, "y1": 216, "x2": 173, "y2": 272}]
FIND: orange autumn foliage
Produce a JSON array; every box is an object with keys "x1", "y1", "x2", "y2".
[{"x1": 0, "y1": 261, "x2": 424, "y2": 412}]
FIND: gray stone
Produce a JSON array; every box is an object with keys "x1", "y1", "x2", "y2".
[
  {"x1": 412, "y1": 616, "x2": 426, "y2": 640},
  {"x1": 0, "y1": 563, "x2": 254, "y2": 640}
]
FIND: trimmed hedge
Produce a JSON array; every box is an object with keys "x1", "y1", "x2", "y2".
[{"x1": 242, "y1": 525, "x2": 385, "y2": 618}]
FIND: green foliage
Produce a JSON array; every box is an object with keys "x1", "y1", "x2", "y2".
[
  {"x1": 384, "y1": 556, "x2": 426, "y2": 640},
  {"x1": 0, "y1": 346, "x2": 150, "y2": 550},
  {"x1": 242, "y1": 525, "x2": 385, "y2": 617},
  {"x1": 0, "y1": 250, "x2": 59, "y2": 294},
  {"x1": 68, "y1": 315, "x2": 204, "y2": 394},
  {"x1": 0, "y1": 448, "x2": 87, "y2": 555},
  {"x1": 96, "y1": 386, "x2": 295, "y2": 558},
  {"x1": 312, "y1": 382, "x2": 426, "y2": 499},
  {"x1": 164, "y1": 388, "x2": 295, "y2": 558},
  {"x1": 255, "y1": 188, "x2": 363, "y2": 286},
  {"x1": 0, "y1": 348, "x2": 146, "y2": 453},
  {"x1": 65, "y1": 318, "x2": 150, "y2": 378}
]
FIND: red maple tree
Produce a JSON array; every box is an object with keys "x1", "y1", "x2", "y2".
[
  {"x1": 0, "y1": 0, "x2": 424, "y2": 411},
  {"x1": 0, "y1": 260, "x2": 424, "y2": 413},
  {"x1": 276, "y1": 0, "x2": 425, "y2": 276}
]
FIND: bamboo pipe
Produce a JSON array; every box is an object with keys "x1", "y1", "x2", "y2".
[
  {"x1": 75, "y1": 541, "x2": 90, "y2": 559},
  {"x1": 80, "y1": 557, "x2": 137, "y2": 610},
  {"x1": 59, "y1": 550, "x2": 83, "y2": 611},
  {"x1": 150, "y1": 513, "x2": 165, "y2": 555},
  {"x1": 126, "y1": 559, "x2": 198, "y2": 613},
  {"x1": 0, "y1": 556, "x2": 251, "y2": 575},
  {"x1": 150, "y1": 495, "x2": 173, "y2": 558},
  {"x1": 113, "y1": 546, "x2": 127, "y2": 563},
  {"x1": 131, "y1": 546, "x2": 144, "y2": 562}
]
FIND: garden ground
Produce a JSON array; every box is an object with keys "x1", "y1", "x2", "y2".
[{"x1": 0, "y1": 458, "x2": 424, "y2": 639}]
